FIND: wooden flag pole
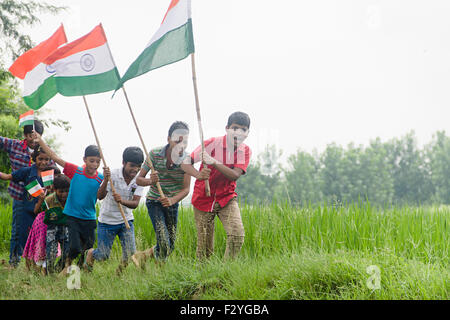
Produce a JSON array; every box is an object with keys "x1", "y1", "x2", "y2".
[
  {"x1": 82, "y1": 95, "x2": 130, "y2": 229},
  {"x1": 190, "y1": 53, "x2": 211, "y2": 197},
  {"x1": 120, "y1": 86, "x2": 166, "y2": 198}
]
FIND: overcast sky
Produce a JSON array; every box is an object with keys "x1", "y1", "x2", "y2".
[{"x1": 16, "y1": 0, "x2": 450, "y2": 172}]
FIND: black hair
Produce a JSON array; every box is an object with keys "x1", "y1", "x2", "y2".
[
  {"x1": 31, "y1": 145, "x2": 46, "y2": 162},
  {"x1": 53, "y1": 174, "x2": 70, "y2": 190},
  {"x1": 84, "y1": 145, "x2": 100, "y2": 158},
  {"x1": 168, "y1": 121, "x2": 189, "y2": 138},
  {"x1": 23, "y1": 119, "x2": 44, "y2": 135},
  {"x1": 227, "y1": 111, "x2": 250, "y2": 129},
  {"x1": 122, "y1": 146, "x2": 144, "y2": 165}
]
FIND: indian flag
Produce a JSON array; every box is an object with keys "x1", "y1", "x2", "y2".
[
  {"x1": 41, "y1": 169, "x2": 54, "y2": 187},
  {"x1": 116, "y1": 0, "x2": 195, "y2": 89},
  {"x1": 8, "y1": 25, "x2": 68, "y2": 110},
  {"x1": 18, "y1": 110, "x2": 34, "y2": 128},
  {"x1": 44, "y1": 24, "x2": 120, "y2": 96},
  {"x1": 25, "y1": 180, "x2": 43, "y2": 198}
]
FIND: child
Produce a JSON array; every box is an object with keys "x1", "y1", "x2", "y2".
[
  {"x1": 0, "y1": 145, "x2": 50, "y2": 267},
  {"x1": 0, "y1": 120, "x2": 46, "y2": 268},
  {"x1": 132, "y1": 121, "x2": 196, "y2": 265},
  {"x1": 84, "y1": 147, "x2": 144, "y2": 274},
  {"x1": 181, "y1": 111, "x2": 252, "y2": 260},
  {"x1": 43, "y1": 173, "x2": 70, "y2": 274},
  {"x1": 22, "y1": 166, "x2": 62, "y2": 274},
  {"x1": 33, "y1": 131, "x2": 108, "y2": 273}
]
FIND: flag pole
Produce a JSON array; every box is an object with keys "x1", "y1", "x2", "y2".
[
  {"x1": 190, "y1": 53, "x2": 211, "y2": 197},
  {"x1": 120, "y1": 86, "x2": 166, "y2": 198},
  {"x1": 82, "y1": 95, "x2": 130, "y2": 229}
]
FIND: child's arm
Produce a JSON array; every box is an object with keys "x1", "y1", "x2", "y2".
[
  {"x1": 180, "y1": 160, "x2": 211, "y2": 181},
  {"x1": 34, "y1": 191, "x2": 47, "y2": 215},
  {"x1": 200, "y1": 151, "x2": 244, "y2": 181},
  {"x1": 159, "y1": 173, "x2": 191, "y2": 207},
  {"x1": 32, "y1": 130, "x2": 66, "y2": 168},
  {"x1": 97, "y1": 167, "x2": 110, "y2": 200},
  {"x1": 0, "y1": 172, "x2": 13, "y2": 180},
  {"x1": 112, "y1": 192, "x2": 141, "y2": 210},
  {"x1": 136, "y1": 165, "x2": 159, "y2": 187}
]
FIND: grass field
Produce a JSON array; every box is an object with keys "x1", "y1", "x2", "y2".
[{"x1": 0, "y1": 201, "x2": 448, "y2": 299}]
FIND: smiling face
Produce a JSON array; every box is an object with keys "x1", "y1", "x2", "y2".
[
  {"x1": 123, "y1": 162, "x2": 141, "y2": 180},
  {"x1": 226, "y1": 123, "x2": 249, "y2": 149},
  {"x1": 83, "y1": 156, "x2": 101, "y2": 175},
  {"x1": 35, "y1": 153, "x2": 50, "y2": 171}
]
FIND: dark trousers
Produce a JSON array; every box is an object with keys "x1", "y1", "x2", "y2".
[
  {"x1": 146, "y1": 199, "x2": 179, "y2": 261},
  {"x1": 66, "y1": 215, "x2": 96, "y2": 266},
  {"x1": 9, "y1": 199, "x2": 35, "y2": 266}
]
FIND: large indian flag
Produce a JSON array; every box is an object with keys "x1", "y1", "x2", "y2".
[
  {"x1": 8, "y1": 25, "x2": 67, "y2": 110},
  {"x1": 116, "y1": 0, "x2": 195, "y2": 89},
  {"x1": 44, "y1": 24, "x2": 120, "y2": 96}
]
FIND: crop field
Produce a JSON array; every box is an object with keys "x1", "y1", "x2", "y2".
[{"x1": 0, "y1": 201, "x2": 448, "y2": 300}]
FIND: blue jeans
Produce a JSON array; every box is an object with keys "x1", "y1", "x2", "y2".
[
  {"x1": 147, "y1": 199, "x2": 179, "y2": 261},
  {"x1": 9, "y1": 199, "x2": 34, "y2": 266},
  {"x1": 92, "y1": 221, "x2": 136, "y2": 263}
]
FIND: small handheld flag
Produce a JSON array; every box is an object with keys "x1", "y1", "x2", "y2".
[
  {"x1": 25, "y1": 180, "x2": 43, "y2": 197},
  {"x1": 19, "y1": 110, "x2": 34, "y2": 128},
  {"x1": 41, "y1": 169, "x2": 54, "y2": 187}
]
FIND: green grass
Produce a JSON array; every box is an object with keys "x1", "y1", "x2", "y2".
[{"x1": 0, "y1": 201, "x2": 448, "y2": 299}]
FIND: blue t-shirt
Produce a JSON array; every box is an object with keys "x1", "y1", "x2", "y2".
[
  {"x1": 11, "y1": 164, "x2": 44, "y2": 214},
  {"x1": 63, "y1": 162, "x2": 104, "y2": 220}
]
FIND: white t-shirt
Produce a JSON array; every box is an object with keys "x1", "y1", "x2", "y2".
[{"x1": 98, "y1": 168, "x2": 144, "y2": 225}]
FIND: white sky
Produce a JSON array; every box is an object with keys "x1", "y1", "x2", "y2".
[{"x1": 16, "y1": 0, "x2": 450, "y2": 172}]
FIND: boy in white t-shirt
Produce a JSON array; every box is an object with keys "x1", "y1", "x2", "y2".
[{"x1": 85, "y1": 147, "x2": 145, "y2": 273}]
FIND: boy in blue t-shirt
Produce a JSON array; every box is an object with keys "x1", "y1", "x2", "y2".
[{"x1": 33, "y1": 131, "x2": 110, "y2": 272}]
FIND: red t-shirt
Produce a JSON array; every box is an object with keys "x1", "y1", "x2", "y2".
[{"x1": 190, "y1": 135, "x2": 251, "y2": 212}]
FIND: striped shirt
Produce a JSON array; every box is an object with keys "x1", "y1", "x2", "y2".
[
  {"x1": 144, "y1": 145, "x2": 186, "y2": 200},
  {"x1": 0, "y1": 137, "x2": 32, "y2": 200}
]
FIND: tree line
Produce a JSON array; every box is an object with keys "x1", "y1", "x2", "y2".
[{"x1": 236, "y1": 131, "x2": 450, "y2": 206}]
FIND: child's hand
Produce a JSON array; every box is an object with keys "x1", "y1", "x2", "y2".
[
  {"x1": 150, "y1": 171, "x2": 159, "y2": 185},
  {"x1": 38, "y1": 191, "x2": 46, "y2": 201},
  {"x1": 197, "y1": 167, "x2": 211, "y2": 181},
  {"x1": 103, "y1": 167, "x2": 111, "y2": 181},
  {"x1": 31, "y1": 130, "x2": 42, "y2": 143},
  {"x1": 112, "y1": 191, "x2": 122, "y2": 204},
  {"x1": 200, "y1": 151, "x2": 218, "y2": 165},
  {"x1": 158, "y1": 196, "x2": 172, "y2": 207}
]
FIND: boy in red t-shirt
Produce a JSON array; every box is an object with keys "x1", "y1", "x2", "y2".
[{"x1": 182, "y1": 111, "x2": 252, "y2": 260}]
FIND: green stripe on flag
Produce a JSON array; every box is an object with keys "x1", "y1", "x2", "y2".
[
  {"x1": 117, "y1": 19, "x2": 195, "y2": 90},
  {"x1": 55, "y1": 67, "x2": 120, "y2": 96},
  {"x1": 23, "y1": 76, "x2": 58, "y2": 110}
]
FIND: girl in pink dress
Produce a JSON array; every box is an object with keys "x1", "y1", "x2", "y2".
[{"x1": 23, "y1": 169, "x2": 60, "y2": 274}]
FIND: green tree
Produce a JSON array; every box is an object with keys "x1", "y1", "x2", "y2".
[
  {"x1": 320, "y1": 143, "x2": 347, "y2": 204},
  {"x1": 426, "y1": 131, "x2": 450, "y2": 204},
  {"x1": 284, "y1": 149, "x2": 322, "y2": 205},
  {"x1": 236, "y1": 145, "x2": 283, "y2": 205},
  {"x1": 385, "y1": 131, "x2": 433, "y2": 205}
]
